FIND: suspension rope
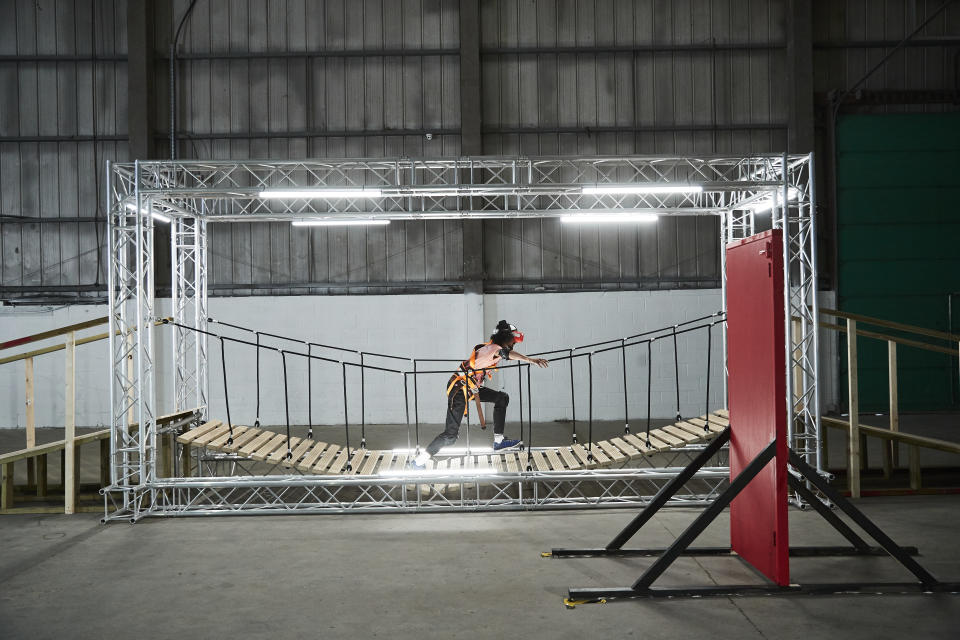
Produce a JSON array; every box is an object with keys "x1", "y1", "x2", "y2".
[
  {"x1": 280, "y1": 351, "x2": 292, "y2": 459},
  {"x1": 645, "y1": 339, "x2": 653, "y2": 448},
  {"x1": 219, "y1": 338, "x2": 234, "y2": 446},
  {"x1": 672, "y1": 325, "x2": 681, "y2": 421},
  {"x1": 307, "y1": 343, "x2": 313, "y2": 439},
  {"x1": 621, "y1": 338, "x2": 630, "y2": 434},
  {"x1": 568, "y1": 348, "x2": 577, "y2": 443},
  {"x1": 360, "y1": 352, "x2": 366, "y2": 448},
  {"x1": 254, "y1": 331, "x2": 261, "y2": 428},
  {"x1": 587, "y1": 353, "x2": 594, "y2": 462},
  {"x1": 342, "y1": 362, "x2": 352, "y2": 471},
  {"x1": 526, "y1": 362, "x2": 533, "y2": 453},
  {"x1": 403, "y1": 372, "x2": 412, "y2": 451},
  {"x1": 704, "y1": 323, "x2": 713, "y2": 432},
  {"x1": 517, "y1": 360, "x2": 524, "y2": 441},
  {"x1": 413, "y1": 360, "x2": 420, "y2": 453}
]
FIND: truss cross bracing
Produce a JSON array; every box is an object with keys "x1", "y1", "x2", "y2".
[{"x1": 105, "y1": 154, "x2": 819, "y2": 521}]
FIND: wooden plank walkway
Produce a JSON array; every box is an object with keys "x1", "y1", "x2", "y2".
[{"x1": 176, "y1": 410, "x2": 730, "y2": 477}]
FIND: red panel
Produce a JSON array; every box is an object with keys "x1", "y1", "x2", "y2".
[{"x1": 725, "y1": 230, "x2": 790, "y2": 586}]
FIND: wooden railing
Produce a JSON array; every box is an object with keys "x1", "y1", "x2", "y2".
[
  {"x1": 0, "y1": 316, "x2": 167, "y2": 513},
  {"x1": 819, "y1": 308, "x2": 960, "y2": 497}
]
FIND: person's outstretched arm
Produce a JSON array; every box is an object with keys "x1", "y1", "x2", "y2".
[{"x1": 508, "y1": 351, "x2": 549, "y2": 368}]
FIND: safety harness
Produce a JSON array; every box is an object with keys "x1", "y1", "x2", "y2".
[{"x1": 446, "y1": 341, "x2": 507, "y2": 429}]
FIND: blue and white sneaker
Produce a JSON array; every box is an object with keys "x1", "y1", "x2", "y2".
[
  {"x1": 493, "y1": 438, "x2": 522, "y2": 451},
  {"x1": 408, "y1": 460, "x2": 427, "y2": 471}
]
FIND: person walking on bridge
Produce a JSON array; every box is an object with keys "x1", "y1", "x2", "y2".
[{"x1": 410, "y1": 320, "x2": 549, "y2": 470}]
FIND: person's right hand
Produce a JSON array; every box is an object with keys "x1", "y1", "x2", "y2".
[{"x1": 531, "y1": 358, "x2": 549, "y2": 368}]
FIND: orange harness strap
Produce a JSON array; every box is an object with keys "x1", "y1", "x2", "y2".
[{"x1": 447, "y1": 342, "x2": 501, "y2": 426}]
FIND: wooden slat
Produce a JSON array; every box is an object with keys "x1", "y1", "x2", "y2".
[
  {"x1": 714, "y1": 409, "x2": 729, "y2": 419},
  {"x1": 596, "y1": 440, "x2": 628, "y2": 463},
  {"x1": 360, "y1": 451, "x2": 383, "y2": 475},
  {"x1": 685, "y1": 417, "x2": 726, "y2": 435},
  {"x1": 660, "y1": 425, "x2": 702, "y2": 443},
  {"x1": 207, "y1": 426, "x2": 248, "y2": 452},
  {"x1": 505, "y1": 452, "x2": 519, "y2": 473},
  {"x1": 236, "y1": 430, "x2": 275, "y2": 456},
  {"x1": 671, "y1": 421, "x2": 710, "y2": 439},
  {"x1": 610, "y1": 437, "x2": 641, "y2": 459},
  {"x1": 326, "y1": 448, "x2": 351, "y2": 475},
  {"x1": 570, "y1": 444, "x2": 594, "y2": 467},
  {"x1": 531, "y1": 451, "x2": 551, "y2": 472},
  {"x1": 252, "y1": 434, "x2": 291, "y2": 462},
  {"x1": 558, "y1": 446, "x2": 581, "y2": 469},
  {"x1": 283, "y1": 439, "x2": 316, "y2": 468},
  {"x1": 191, "y1": 424, "x2": 231, "y2": 447},
  {"x1": 375, "y1": 452, "x2": 394, "y2": 474},
  {"x1": 221, "y1": 427, "x2": 263, "y2": 453},
  {"x1": 177, "y1": 420, "x2": 223, "y2": 444},
  {"x1": 347, "y1": 448, "x2": 367, "y2": 473},
  {"x1": 582, "y1": 444, "x2": 610, "y2": 467},
  {"x1": 295, "y1": 442, "x2": 330, "y2": 472},
  {"x1": 545, "y1": 449, "x2": 565, "y2": 471},
  {"x1": 621, "y1": 433, "x2": 656, "y2": 455},
  {"x1": 446, "y1": 457, "x2": 461, "y2": 492},
  {"x1": 492, "y1": 454, "x2": 507, "y2": 473},
  {"x1": 648, "y1": 429, "x2": 685, "y2": 448},
  {"x1": 312, "y1": 445, "x2": 342, "y2": 474}
]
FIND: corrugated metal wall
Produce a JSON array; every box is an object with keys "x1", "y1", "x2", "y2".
[{"x1": 1, "y1": 0, "x2": 958, "y2": 300}]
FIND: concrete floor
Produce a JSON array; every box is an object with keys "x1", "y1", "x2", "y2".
[{"x1": 1, "y1": 496, "x2": 959, "y2": 639}]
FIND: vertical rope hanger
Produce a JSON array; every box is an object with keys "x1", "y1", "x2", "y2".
[
  {"x1": 253, "y1": 332, "x2": 261, "y2": 428},
  {"x1": 280, "y1": 351, "x2": 292, "y2": 460},
  {"x1": 645, "y1": 339, "x2": 653, "y2": 449},
  {"x1": 219, "y1": 338, "x2": 234, "y2": 446}
]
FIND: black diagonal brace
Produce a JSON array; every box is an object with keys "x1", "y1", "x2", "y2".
[
  {"x1": 789, "y1": 450, "x2": 940, "y2": 588},
  {"x1": 603, "y1": 426, "x2": 730, "y2": 551},
  {"x1": 787, "y1": 473, "x2": 872, "y2": 553},
  {"x1": 632, "y1": 439, "x2": 777, "y2": 590}
]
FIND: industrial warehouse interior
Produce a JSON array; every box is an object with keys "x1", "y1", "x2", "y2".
[{"x1": 1, "y1": 1, "x2": 959, "y2": 638}]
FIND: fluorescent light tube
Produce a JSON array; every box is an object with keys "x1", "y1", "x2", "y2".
[
  {"x1": 125, "y1": 202, "x2": 171, "y2": 223},
  {"x1": 259, "y1": 189, "x2": 383, "y2": 199},
  {"x1": 561, "y1": 213, "x2": 658, "y2": 224},
  {"x1": 291, "y1": 219, "x2": 390, "y2": 227},
  {"x1": 582, "y1": 185, "x2": 702, "y2": 195}
]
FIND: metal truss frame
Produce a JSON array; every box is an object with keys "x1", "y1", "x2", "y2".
[
  {"x1": 102, "y1": 467, "x2": 730, "y2": 522},
  {"x1": 105, "y1": 153, "x2": 819, "y2": 522}
]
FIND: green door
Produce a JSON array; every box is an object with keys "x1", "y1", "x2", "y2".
[{"x1": 836, "y1": 112, "x2": 960, "y2": 411}]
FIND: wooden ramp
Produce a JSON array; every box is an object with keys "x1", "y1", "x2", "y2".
[{"x1": 177, "y1": 410, "x2": 729, "y2": 476}]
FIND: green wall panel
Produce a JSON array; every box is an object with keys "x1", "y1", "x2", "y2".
[{"x1": 836, "y1": 113, "x2": 960, "y2": 412}]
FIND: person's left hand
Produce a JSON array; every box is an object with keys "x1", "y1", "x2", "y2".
[{"x1": 530, "y1": 358, "x2": 549, "y2": 368}]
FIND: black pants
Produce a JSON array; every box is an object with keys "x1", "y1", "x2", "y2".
[{"x1": 424, "y1": 382, "x2": 509, "y2": 456}]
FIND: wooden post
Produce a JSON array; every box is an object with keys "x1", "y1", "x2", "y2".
[
  {"x1": 25, "y1": 356, "x2": 36, "y2": 487},
  {"x1": 37, "y1": 454, "x2": 48, "y2": 497},
  {"x1": 846, "y1": 319, "x2": 861, "y2": 498},
  {"x1": 180, "y1": 442, "x2": 192, "y2": 478},
  {"x1": 884, "y1": 341, "x2": 899, "y2": 478},
  {"x1": 1, "y1": 462, "x2": 13, "y2": 511},
  {"x1": 64, "y1": 330, "x2": 76, "y2": 514},
  {"x1": 160, "y1": 433, "x2": 173, "y2": 478},
  {"x1": 909, "y1": 445, "x2": 921, "y2": 490}
]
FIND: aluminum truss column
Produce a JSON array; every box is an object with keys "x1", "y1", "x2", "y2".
[
  {"x1": 771, "y1": 154, "x2": 821, "y2": 472},
  {"x1": 108, "y1": 161, "x2": 159, "y2": 493},
  {"x1": 172, "y1": 210, "x2": 209, "y2": 414}
]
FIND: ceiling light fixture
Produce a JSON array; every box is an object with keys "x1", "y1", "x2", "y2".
[
  {"x1": 561, "y1": 213, "x2": 658, "y2": 224},
  {"x1": 259, "y1": 189, "x2": 383, "y2": 199},
  {"x1": 291, "y1": 219, "x2": 390, "y2": 227},
  {"x1": 582, "y1": 184, "x2": 702, "y2": 195}
]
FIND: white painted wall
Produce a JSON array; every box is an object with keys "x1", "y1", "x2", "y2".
[{"x1": 0, "y1": 289, "x2": 840, "y2": 430}]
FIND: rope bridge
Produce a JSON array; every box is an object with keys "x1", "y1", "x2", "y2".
[{"x1": 165, "y1": 312, "x2": 727, "y2": 476}]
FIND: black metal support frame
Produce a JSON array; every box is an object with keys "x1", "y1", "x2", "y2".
[{"x1": 549, "y1": 428, "x2": 959, "y2": 599}]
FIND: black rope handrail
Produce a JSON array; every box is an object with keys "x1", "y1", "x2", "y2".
[{"x1": 166, "y1": 313, "x2": 724, "y2": 463}]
